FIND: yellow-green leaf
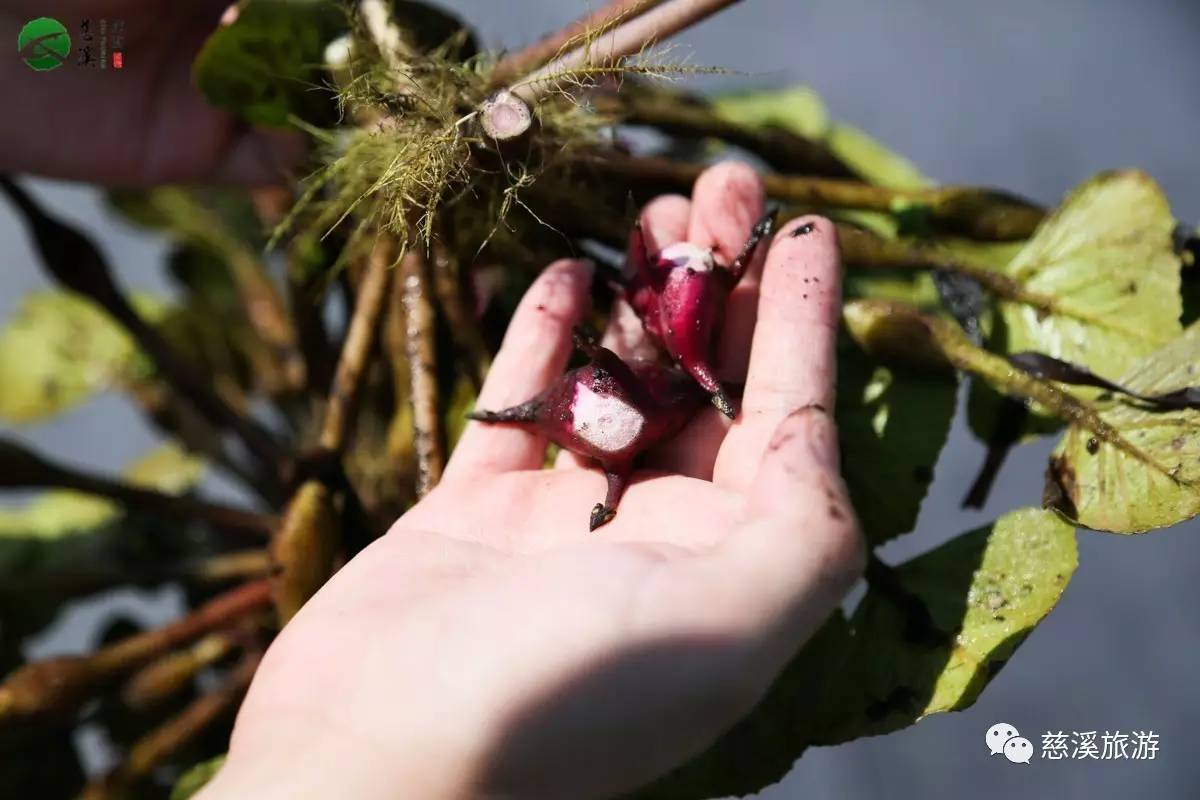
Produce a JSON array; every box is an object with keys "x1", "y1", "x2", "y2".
[
  {"x1": 0, "y1": 443, "x2": 207, "y2": 565},
  {"x1": 996, "y1": 170, "x2": 1181, "y2": 372},
  {"x1": 636, "y1": 508, "x2": 1076, "y2": 799},
  {"x1": 713, "y1": 86, "x2": 929, "y2": 189},
  {"x1": 0, "y1": 292, "x2": 139, "y2": 423},
  {"x1": 837, "y1": 339, "x2": 957, "y2": 545},
  {"x1": 813, "y1": 507, "x2": 1077, "y2": 744},
  {"x1": 171, "y1": 755, "x2": 226, "y2": 800},
  {"x1": 969, "y1": 171, "x2": 1181, "y2": 445},
  {"x1": 124, "y1": 443, "x2": 208, "y2": 495},
  {"x1": 1048, "y1": 322, "x2": 1200, "y2": 532}
]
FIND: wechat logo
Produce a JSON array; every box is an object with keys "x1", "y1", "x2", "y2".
[
  {"x1": 18, "y1": 17, "x2": 71, "y2": 71},
  {"x1": 987, "y1": 721, "x2": 1034, "y2": 764}
]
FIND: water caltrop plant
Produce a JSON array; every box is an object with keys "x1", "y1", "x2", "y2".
[{"x1": 1, "y1": 1, "x2": 1198, "y2": 797}]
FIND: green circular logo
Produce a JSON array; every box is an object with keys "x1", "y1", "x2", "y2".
[{"x1": 17, "y1": 17, "x2": 71, "y2": 71}]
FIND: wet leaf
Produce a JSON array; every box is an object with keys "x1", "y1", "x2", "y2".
[
  {"x1": 713, "y1": 86, "x2": 929, "y2": 189},
  {"x1": 193, "y1": 0, "x2": 347, "y2": 127},
  {"x1": 843, "y1": 267, "x2": 942, "y2": 312},
  {"x1": 957, "y1": 173, "x2": 1181, "y2": 448},
  {"x1": 1048, "y1": 322, "x2": 1200, "y2": 532},
  {"x1": 991, "y1": 170, "x2": 1181, "y2": 375},
  {"x1": 836, "y1": 337, "x2": 957, "y2": 545},
  {"x1": 0, "y1": 443, "x2": 207, "y2": 572},
  {"x1": 0, "y1": 291, "x2": 162, "y2": 423},
  {"x1": 124, "y1": 443, "x2": 208, "y2": 494},
  {"x1": 636, "y1": 508, "x2": 1076, "y2": 799},
  {"x1": 811, "y1": 507, "x2": 1077, "y2": 744},
  {"x1": 171, "y1": 754, "x2": 227, "y2": 800}
]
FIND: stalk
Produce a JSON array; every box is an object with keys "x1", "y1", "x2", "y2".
[
  {"x1": 593, "y1": 153, "x2": 1045, "y2": 240},
  {"x1": 591, "y1": 89, "x2": 857, "y2": 178},
  {"x1": 509, "y1": 0, "x2": 745, "y2": 105},
  {"x1": 0, "y1": 438, "x2": 275, "y2": 537},
  {"x1": 0, "y1": 580, "x2": 270, "y2": 725},
  {"x1": 80, "y1": 652, "x2": 261, "y2": 800},
  {"x1": 401, "y1": 251, "x2": 445, "y2": 496},
  {"x1": 490, "y1": 0, "x2": 669, "y2": 86}
]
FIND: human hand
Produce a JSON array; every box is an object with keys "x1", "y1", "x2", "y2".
[
  {"x1": 3, "y1": 1, "x2": 301, "y2": 184},
  {"x1": 201, "y1": 162, "x2": 865, "y2": 800}
]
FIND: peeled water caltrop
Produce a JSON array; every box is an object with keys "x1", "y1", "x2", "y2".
[
  {"x1": 469, "y1": 210, "x2": 778, "y2": 530},
  {"x1": 468, "y1": 329, "x2": 705, "y2": 531},
  {"x1": 620, "y1": 209, "x2": 776, "y2": 417}
]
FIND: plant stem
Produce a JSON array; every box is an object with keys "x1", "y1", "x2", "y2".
[
  {"x1": 154, "y1": 188, "x2": 306, "y2": 395},
  {"x1": 591, "y1": 89, "x2": 858, "y2": 178},
  {"x1": 319, "y1": 235, "x2": 395, "y2": 453},
  {"x1": 832, "y1": 222, "x2": 1054, "y2": 312},
  {"x1": 430, "y1": 241, "x2": 489, "y2": 390},
  {"x1": 0, "y1": 177, "x2": 288, "y2": 475},
  {"x1": 509, "y1": 0, "x2": 744, "y2": 105},
  {"x1": 80, "y1": 651, "x2": 261, "y2": 800},
  {"x1": 125, "y1": 380, "x2": 279, "y2": 505},
  {"x1": 592, "y1": 152, "x2": 1046, "y2": 240},
  {"x1": 491, "y1": 0, "x2": 668, "y2": 87},
  {"x1": 0, "y1": 580, "x2": 270, "y2": 725},
  {"x1": 847, "y1": 300, "x2": 1169, "y2": 475},
  {"x1": 121, "y1": 630, "x2": 243, "y2": 710},
  {"x1": 0, "y1": 550, "x2": 273, "y2": 600},
  {"x1": 0, "y1": 438, "x2": 275, "y2": 537},
  {"x1": 401, "y1": 251, "x2": 445, "y2": 497},
  {"x1": 286, "y1": 231, "x2": 338, "y2": 397}
]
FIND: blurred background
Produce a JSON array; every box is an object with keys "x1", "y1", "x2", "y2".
[{"x1": 3, "y1": 0, "x2": 1198, "y2": 796}]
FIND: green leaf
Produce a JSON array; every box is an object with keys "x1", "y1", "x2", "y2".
[
  {"x1": 636, "y1": 508, "x2": 1077, "y2": 799},
  {"x1": 993, "y1": 170, "x2": 1181, "y2": 374},
  {"x1": 968, "y1": 171, "x2": 1181, "y2": 444},
  {"x1": 826, "y1": 124, "x2": 929, "y2": 191},
  {"x1": 836, "y1": 337, "x2": 957, "y2": 545},
  {"x1": 171, "y1": 755, "x2": 227, "y2": 800},
  {"x1": 712, "y1": 86, "x2": 830, "y2": 140},
  {"x1": 843, "y1": 267, "x2": 941, "y2": 311},
  {"x1": 193, "y1": 0, "x2": 347, "y2": 127},
  {"x1": 713, "y1": 86, "x2": 929, "y2": 189},
  {"x1": 0, "y1": 291, "x2": 162, "y2": 423},
  {"x1": 811, "y1": 507, "x2": 1077, "y2": 744},
  {"x1": 1047, "y1": 322, "x2": 1200, "y2": 532},
  {"x1": 124, "y1": 443, "x2": 208, "y2": 494},
  {"x1": 0, "y1": 443, "x2": 206, "y2": 570}
]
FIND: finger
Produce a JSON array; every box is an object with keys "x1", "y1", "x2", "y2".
[
  {"x1": 642, "y1": 410, "x2": 863, "y2": 682},
  {"x1": 686, "y1": 161, "x2": 766, "y2": 268},
  {"x1": 554, "y1": 197, "x2": 692, "y2": 472},
  {"x1": 602, "y1": 194, "x2": 691, "y2": 361},
  {"x1": 445, "y1": 259, "x2": 593, "y2": 479},
  {"x1": 714, "y1": 216, "x2": 841, "y2": 493},
  {"x1": 640, "y1": 163, "x2": 767, "y2": 479}
]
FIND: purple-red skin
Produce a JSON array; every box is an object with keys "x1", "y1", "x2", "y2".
[
  {"x1": 468, "y1": 330, "x2": 705, "y2": 530},
  {"x1": 622, "y1": 210, "x2": 776, "y2": 418}
]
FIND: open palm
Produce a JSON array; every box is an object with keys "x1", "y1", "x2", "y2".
[{"x1": 206, "y1": 163, "x2": 865, "y2": 800}]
